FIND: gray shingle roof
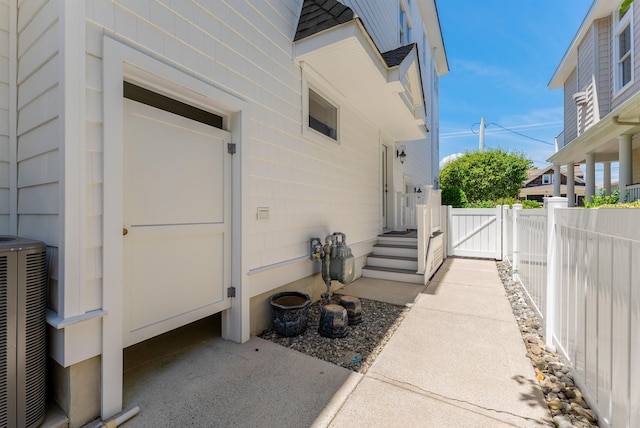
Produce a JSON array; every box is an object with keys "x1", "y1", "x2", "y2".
[
  {"x1": 381, "y1": 43, "x2": 417, "y2": 67},
  {"x1": 294, "y1": 0, "x2": 355, "y2": 42}
]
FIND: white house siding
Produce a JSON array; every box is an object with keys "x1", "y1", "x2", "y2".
[
  {"x1": 596, "y1": 16, "x2": 611, "y2": 119},
  {"x1": 344, "y1": 0, "x2": 398, "y2": 52},
  {"x1": 15, "y1": 0, "x2": 63, "y2": 308},
  {"x1": 86, "y1": 0, "x2": 417, "y2": 303},
  {"x1": 0, "y1": 0, "x2": 10, "y2": 233},
  {"x1": 564, "y1": 68, "x2": 578, "y2": 143},
  {"x1": 577, "y1": 24, "x2": 597, "y2": 134}
]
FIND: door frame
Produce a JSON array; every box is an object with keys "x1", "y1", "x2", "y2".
[
  {"x1": 102, "y1": 37, "x2": 247, "y2": 420},
  {"x1": 381, "y1": 145, "x2": 390, "y2": 230}
]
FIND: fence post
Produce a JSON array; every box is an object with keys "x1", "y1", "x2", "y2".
[
  {"x1": 442, "y1": 205, "x2": 449, "y2": 259},
  {"x1": 512, "y1": 204, "x2": 522, "y2": 280},
  {"x1": 544, "y1": 197, "x2": 567, "y2": 344},
  {"x1": 495, "y1": 205, "x2": 503, "y2": 260}
]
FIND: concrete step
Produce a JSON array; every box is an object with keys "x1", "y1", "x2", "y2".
[
  {"x1": 362, "y1": 266, "x2": 424, "y2": 284},
  {"x1": 377, "y1": 235, "x2": 418, "y2": 246},
  {"x1": 366, "y1": 254, "x2": 418, "y2": 271},
  {"x1": 372, "y1": 243, "x2": 418, "y2": 258}
]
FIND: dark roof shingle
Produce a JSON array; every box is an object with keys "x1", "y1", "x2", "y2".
[
  {"x1": 294, "y1": 0, "x2": 355, "y2": 41},
  {"x1": 381, "y1": 44, "x2": 416, "y2": 67}
]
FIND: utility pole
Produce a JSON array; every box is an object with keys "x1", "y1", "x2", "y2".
[{"x1": 479, "y1": 117, "x2": 485, "y2": 152}]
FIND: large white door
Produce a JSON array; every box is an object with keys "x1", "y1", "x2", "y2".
[{"x1": 122, "y1": 99, "x2": 232, "y2": 347}]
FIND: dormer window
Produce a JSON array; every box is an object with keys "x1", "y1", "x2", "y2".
[{"x1": 614, "y1": 1, "x2": 634, "y2": 93}]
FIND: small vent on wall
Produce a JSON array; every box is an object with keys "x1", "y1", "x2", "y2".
[{"x1": 572, "y1": 92, "x2": 587, "y2": 106}]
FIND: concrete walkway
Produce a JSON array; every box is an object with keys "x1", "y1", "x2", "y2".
[{"x1": 110, "y1": 257, "x2": 551, "y2": 427}]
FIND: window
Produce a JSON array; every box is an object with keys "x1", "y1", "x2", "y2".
[
  {"x1": 399, "y1": 4, "x2": 410, "y2": 44},
  {"x1": 308, "y1": 89, "x2": 337, "y2": 140},
  {"x1": 542, "y1": 174, "x2": 552, "y2": 185},
  {"x1": 614, "y1": 2, "x2": 633, "y2": 92}
]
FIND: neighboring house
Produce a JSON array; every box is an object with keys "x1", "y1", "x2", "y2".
[
  {"x1": 548, "y1": 0, "x2": 640, "y2": 205},
  {"x1": 0, "y1": 0, "x2": 448, "y2": 425},
  {"x1": 519, "y1": 165, "x2": 586, "y2": 205}
]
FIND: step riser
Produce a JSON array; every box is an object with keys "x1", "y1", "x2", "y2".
[
  {"x1": 373, "y1": 246, "x2": 417, "y2": 258},
  {"x1": 362, "y1": 268, "x2": 424, "y2": 284},
  {"x1": 377, "y1": 237, "x2": 418, "y2": 246},
  {"x1": 367, "y1": 257, "x2": 418, "y2": 271}
]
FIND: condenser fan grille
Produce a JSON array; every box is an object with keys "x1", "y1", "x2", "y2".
[
  {"x1": 0, "y1": 237, "x2": 47, "y2": 428},
  {"x1": 0, "y1": 255, "x2": 8, "y2": 427}
]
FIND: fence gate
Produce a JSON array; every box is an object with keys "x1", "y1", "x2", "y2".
[{"x1": 448, "y1": 207, "x2": 502, "y2": 259}]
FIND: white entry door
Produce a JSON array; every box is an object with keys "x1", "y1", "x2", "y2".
[{"x1": 122, "y1": 99, "x2": 232, "y2": 347}]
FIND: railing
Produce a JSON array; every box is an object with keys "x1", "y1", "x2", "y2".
[
  {"x1": 416, "y1": 187, "x2": 441, "y2": 275},
  {"x1": 398, "y1": 192, "x2": 423, "y2": 230},
  {"x1": 624, "y1": 182, "x2": 640, "y2": 202},
  {"x1": 504, "y1": 200, "x2": 640, "y2": 427}
]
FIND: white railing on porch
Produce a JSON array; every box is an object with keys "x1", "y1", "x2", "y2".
[
  {"x1": 504, "y1": 200, "x2": 640, "y2": 427},
  {"x1": 624, "y1": 183, "x2": 640, "y2": 202},
  {"x1": 416, "y1": 187, "x2": 441, "y2": 275},
  {"x1": 398, "y1": 192, "x2": 423, "y2": 230}
]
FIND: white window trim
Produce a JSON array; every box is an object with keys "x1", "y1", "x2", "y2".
[
  {"x1": 542, "y1": 174, "x2": 552, "y2": 185},
  {"x1": 613, "y1": 1, "x2": 634, "y2": 96},
  {"x1": 301, "y1": 63, "x2": 342, "y2": 144},
  {"x1": 399, "y1": 0, "x2": 412, "y2": 44}
]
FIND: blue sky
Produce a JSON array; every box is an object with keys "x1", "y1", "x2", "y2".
[{"x1": 437, "y1": 1, "x2": 593, "y2": 171}]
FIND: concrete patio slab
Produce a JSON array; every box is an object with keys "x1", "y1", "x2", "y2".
[
  {"x1": 329, "y1": 375, "x2": 546, "y2": 428},
  {"x1": 335, "y1": 276, "x2": 427, "y2": 306},
  {"x1": 85, "y1": 257, "x2": 551, "y2": 428},
  {"x1": 121, "y1": 318, "x2": 360, "y2": 428}
]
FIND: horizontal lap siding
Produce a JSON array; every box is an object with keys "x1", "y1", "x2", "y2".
[
  {"x1": 345, "y1": 0, "x2": 398, "y2": 52},
  {"x1": 0, "y1": 0, "x2": 9, "y2": 232},
  {"x1": 88, "y1": 0, "x2": 382, "y2": 283},
  {"x1": 15, "y1": 0, "x2": 60, "y2": 247},
  {"x1": 564, "y1": 69, "x2": 578, "y2": 143},
  {"x1": 596, "y1": 17, "x2": 611, "y2": 119}
]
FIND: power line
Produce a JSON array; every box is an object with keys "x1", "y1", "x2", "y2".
[{"x1": 471, "y1": 121, "x2": 555, "y2": 146}]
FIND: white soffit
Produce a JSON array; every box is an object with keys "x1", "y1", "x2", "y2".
[{"x1": 294, "y1": 20, "x2": 427, "y2": 142}]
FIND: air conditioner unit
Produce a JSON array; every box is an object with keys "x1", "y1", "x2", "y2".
[{"x1": 0, "y1": 236, "x2": 47, "y2": 428}]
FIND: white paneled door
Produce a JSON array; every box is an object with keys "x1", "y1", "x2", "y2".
[{"x1": 122, "y1": 99, "x2": 232, "y2": 347}]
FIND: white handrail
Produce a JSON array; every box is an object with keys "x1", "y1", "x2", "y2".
[{"x1": 417, "y1": 187, "x2": 441, "y2": 274}]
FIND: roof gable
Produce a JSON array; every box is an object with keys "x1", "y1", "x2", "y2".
[
  {"x1": 294, "y1": 0, "x2": 355, "y2": 42},
  {"x1": 381, "y1": 44, "x2": 417, "y2": 67}
]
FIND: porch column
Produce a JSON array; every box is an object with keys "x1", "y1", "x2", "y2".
[
  {"x1": 619, "y1": 134, "x2": 632, "y2": 200},
  {"x1": 553, "y1": 163, "x2": 561, "y2": 196},
  {"x1": 585, "y1": 152, "x2": 596, "y2": 203},
  {"x1": 603, "y1": 161, "x2": 612, "y2": 196},
  {"x1": 566, "y1": 163, "x2": 575, "y2": 207}
]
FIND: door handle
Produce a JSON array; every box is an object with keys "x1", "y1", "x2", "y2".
[{"x1": 123, "y1": 228, "x2": 128, "y2": 236}]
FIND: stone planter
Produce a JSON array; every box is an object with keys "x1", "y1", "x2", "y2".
[{"x1": 269, "y1": 291, "x2": 311, "y2": 337}]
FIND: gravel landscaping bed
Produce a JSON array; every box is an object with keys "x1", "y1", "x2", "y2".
[
  {"x1": 258, "y1": 294, "x2": 409, "y2": 374},
  {"x1": 497, "y1": 261, "x2": 599, "y2": 428}
]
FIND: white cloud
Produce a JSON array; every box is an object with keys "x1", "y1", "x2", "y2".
[{"x1": 440, "y1": 152, "x2": 463, "y2": 169}]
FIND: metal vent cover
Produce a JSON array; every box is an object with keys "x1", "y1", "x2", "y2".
[{"x1": 0, "y1": 236, "x2": 47, "y2": 428}]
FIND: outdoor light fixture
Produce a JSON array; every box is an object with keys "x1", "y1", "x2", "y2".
[{"x1": 397, "y1": 145, "x2": 407, "y2": 164}]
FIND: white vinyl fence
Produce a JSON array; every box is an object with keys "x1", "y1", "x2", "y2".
[
  {"x1": 448, "y1": 207, "x2": 502, "y2": 259},
  {"x1": 505, "y1": 199, "x2": 640, "y2": 428}
]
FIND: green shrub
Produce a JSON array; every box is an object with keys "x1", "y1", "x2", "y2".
[
  {"x1": 441, "y1": 187, "x2": 468, "y2": 208},
  {"x1": 465, "y1": 200, "x2": 495, "y2": 208},
  {"x1": 521, "y1": 200, "x2": 542, "y2": 209},
  {"x1": 584, "y1": 189, "x2": 620, "y2": 208}
]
